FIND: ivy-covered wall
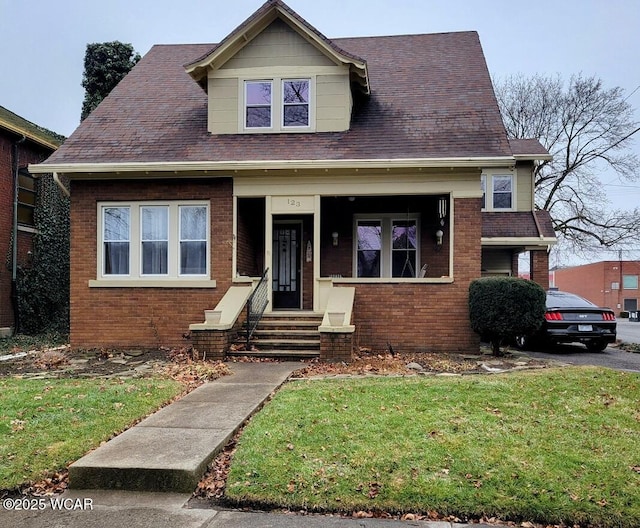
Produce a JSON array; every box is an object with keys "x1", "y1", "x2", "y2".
[{"x1": 16, "y1": 174, "x2": 70, "y2": 334}]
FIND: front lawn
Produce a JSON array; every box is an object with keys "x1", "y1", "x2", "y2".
[
  {"x1": 226, "y1": 367, "x2": 640, "y2": 527},
  {"x1": 0, "y1": 377, "x2": 183, "y2": 491}
]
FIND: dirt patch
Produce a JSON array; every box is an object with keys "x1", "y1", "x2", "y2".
[
  {"x1": 290, "y1": 346, "x2": 554, "y2": 379},
  {"x1": 0, "y1": 346, "x2": 172, "y2": 379}
]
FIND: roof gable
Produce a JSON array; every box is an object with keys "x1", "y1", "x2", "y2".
[{"x1": 184, "y1": 0, "x2": 369, "y2": 93}]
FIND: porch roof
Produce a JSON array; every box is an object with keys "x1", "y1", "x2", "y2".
[
  {"x1": 482, "y1": 210, "x2": 556, "y2": 239},
  {"x1": 34, "y1": 29, "x2": 515, "y2": 173}
]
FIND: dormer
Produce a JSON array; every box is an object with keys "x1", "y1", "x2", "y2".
[{"x1": 184, "y1": 0, "x2": 369, "y2": 135}]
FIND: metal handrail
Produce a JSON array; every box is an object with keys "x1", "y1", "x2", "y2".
[{"x1": 246, "y1": 268, "x2": 269, "y2": 347}]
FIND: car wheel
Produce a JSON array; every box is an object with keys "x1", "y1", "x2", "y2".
[{"x1": 586, "y1": 339, "x2": 607, "y2": 352}]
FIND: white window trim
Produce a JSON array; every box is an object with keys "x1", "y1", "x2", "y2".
[
  {"x1": 281, "y1": 78, "x2": 310, "y2": 130},
  {"x1": 244, "y1": 80, "x2": 273, "y2": 130},
  {"x1": 94, "y1": 200, "x2": 213, "y2": 287},
  {"x1": 241, "y1": 76, "x2": 314, "y2": 133},
  {"x1": 481, "y1": 170, "x2": 515, "y2": 211},
  {"x1": 353, "y1": 214, "x2": 421, "y2": 279}
]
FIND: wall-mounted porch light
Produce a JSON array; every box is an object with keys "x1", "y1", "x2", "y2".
[{"x1": 332, "y1": 231, "x2": 339, "y2": 246}]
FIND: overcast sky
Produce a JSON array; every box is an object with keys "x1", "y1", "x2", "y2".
[{"x1": 1, "y1": 0, "x2": 639, "y2": 261}]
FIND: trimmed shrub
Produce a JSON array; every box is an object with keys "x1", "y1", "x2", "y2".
[{"x1": 469, "y1": 277, "x2": 546, "y2": 355}]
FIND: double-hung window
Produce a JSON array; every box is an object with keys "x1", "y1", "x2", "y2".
[
  {"x1": 141, "y1": 206, "x2": 168, "y2": 275},
  {"x1": 245, "y1": 81, "x2": 272, "y2": 128},
  {"x1": 282, "y1": 79, "x2": 309, "y2": 127},
  {"x1": 355, "y1": 215, "x2": 420, "y2": 278},
  {"x1": 103, "y1": 207, "x2": 130, "y2": 275},
  {"x1": 99, "y1": 201, "x2": 209, "y2": 281},
  {"x1": 244, "y1": 78, "x2": 311, "y2": 131},
  {"x1": 492, "y1": 175, "x2": 513, "y2": 209},
  {"x1": 481, "y1": 171, "x2": 514, "y2": 211}
]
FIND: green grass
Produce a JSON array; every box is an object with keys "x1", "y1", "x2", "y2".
[
  {"x1": 0, "y1": 377, "x2": 183, "y2": 491},
  {"x1": 226, "y1": 367, "x2": 640, "y2": 527}
]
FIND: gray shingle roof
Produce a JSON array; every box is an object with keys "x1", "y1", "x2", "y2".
[{"x1": 42, "y1": 31, "x2": 512, "y2": 166}]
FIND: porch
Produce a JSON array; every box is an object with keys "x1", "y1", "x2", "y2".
[
  {"x1": 234, "y1": 193, "x2": 453, "y2": 314},
  {"x1": 191, "y1": 188, "x2": 483, "y2": 360}
]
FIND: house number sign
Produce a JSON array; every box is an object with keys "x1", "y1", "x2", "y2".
[{"x1": 272, "y1": 196, "x2": 315, "y2": 213}]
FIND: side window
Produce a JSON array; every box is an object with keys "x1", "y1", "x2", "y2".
[
  {"x1": 492, "y1": 175, "x2": 513, "y2": 209},
  {"x1": 17, "y1": 169, "x2": 36, "y2": 227},
  {"x1": 623, "y1": 275, "x2": 638, "y2": 289},
  {"x1": 245, "y1": 81, "x2": 272, "y2": 128},
  {"x1": 480, "y1": 174, "x2": 486, "y2": 210}
]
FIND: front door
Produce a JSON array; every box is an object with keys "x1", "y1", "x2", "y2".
[{"x1": 272, "y1": 222, "x2": 302, "y2": 309}]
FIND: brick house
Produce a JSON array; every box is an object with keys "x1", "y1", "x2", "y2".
[
  {"x1": 31, "y1": 0, "x2": 555, "y2": 359},
  {"x1": 0, "y1": 106, "x2": 63, "y2": 336},
  {"x1": 554, "y1": 261, "x2": 640, "y2": 314}
]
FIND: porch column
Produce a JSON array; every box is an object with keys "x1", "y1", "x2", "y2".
[
  {"x1": 530, "y1": 250, "x2": 550, "y2": 290},
  {"x1": 313, "y1": 194, "x2": 321, "y2": 312},
  {"x1": 265, "y1": 196, "x2": 273, "y2": 311}
]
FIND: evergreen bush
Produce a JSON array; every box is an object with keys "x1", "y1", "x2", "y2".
[{"x1": 469, "y1": 277, "x2": 546, "y2": 355}]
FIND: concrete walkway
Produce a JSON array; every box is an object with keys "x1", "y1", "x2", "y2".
[
  {"x1": 68, "y1": 362, "x2": 298, "y2": 492},
  {"x1": 1, "y1": 489, "x2": 490, "y2": 528}
]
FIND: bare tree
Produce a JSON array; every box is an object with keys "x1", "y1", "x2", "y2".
[{"x1": 495, "y1": 74, "x2": 640, "y2": 256}]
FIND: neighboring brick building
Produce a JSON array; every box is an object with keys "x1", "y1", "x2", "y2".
[
  {"x1": 31, "y1": 0, "x2": 555, "y2": 357},
  {"x1": 554, "y1": 261, "x2": 640, "y2": 314},
  {"x1": 0, "y1": 106, "x2": 63, "y2": 336}
]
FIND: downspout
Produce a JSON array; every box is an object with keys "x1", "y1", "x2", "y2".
[
  {"x1": 53, "y1": 172, "x2": 70, "y2": 197},
  {"x1": 11, "y1": 135, "x2": 26, "y2": 335}
]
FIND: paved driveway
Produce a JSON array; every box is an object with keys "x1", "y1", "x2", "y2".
[
  {"x1": 615, "y1": 320, "x2": 640, "y2": 344},
  {"x1": 525, "y1": 343, "x2": 640, "y2": 373}
]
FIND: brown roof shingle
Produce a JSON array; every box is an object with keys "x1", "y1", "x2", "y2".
[
  {"x1": 482, "y1": 210, "x2": 555, "y2": 239},
  {"x1": 42, "y1": 30, "x2": 512, "y2": 166}
]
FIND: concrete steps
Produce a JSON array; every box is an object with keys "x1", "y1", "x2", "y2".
[{"x1": 229, "y1": 312, "x2": 322, "y2": 359}]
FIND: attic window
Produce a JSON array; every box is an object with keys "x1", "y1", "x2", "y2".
[{"x1": 245, "y1": 81, "x2": 272, "y2": 128}]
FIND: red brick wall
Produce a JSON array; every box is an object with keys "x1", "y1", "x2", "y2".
[
  {"x1": 351, "y1": 198, "x2": 481, "y2": 354},
  {"x1": 555, "y1": 261, "x2": 640, "y2": 313},
  {"x1": 0, "y1": 132, "x2": 52, "y2": 329},
  {"x1": 69, "y1": 178, "x2": 233, "y2": 349},
  {"x1": 530, "y1": 251, "x2": 550, "y2": 290}
]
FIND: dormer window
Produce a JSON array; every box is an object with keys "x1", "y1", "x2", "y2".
[
  {"x1": 282, "y1": 79, "x2": 309, "y2": 127},
  {"x1": 245, "y1": 81, "x2": 273, "y2": 128},
  {"x1": 242, "y1": 78, "x2": 312, "y2": 133}
]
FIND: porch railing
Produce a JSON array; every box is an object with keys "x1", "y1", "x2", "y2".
[{"x1": 246, "y1": 268, "x2": 269, "y2": 347}]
